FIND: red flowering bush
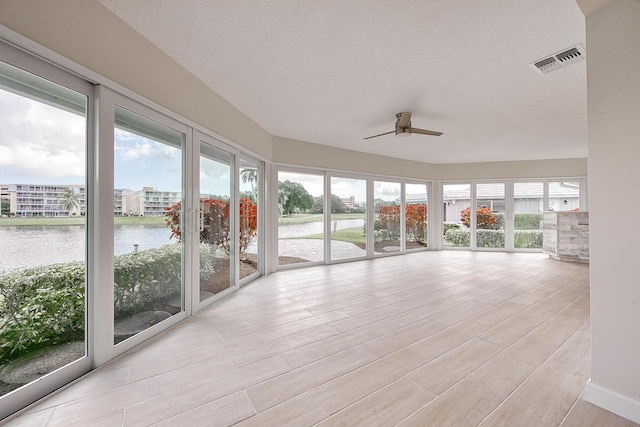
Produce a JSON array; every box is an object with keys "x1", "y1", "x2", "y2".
[
  {"x1": 406, "y1": 204, "x2": 428, "y2": 245},
  {"x1": 460, "y1": 206, "x2": 496, "y2": 229},
  {"x1": 165, "y1": 197, "x2": 257, "y2": 254},
  {"x1": 377, "y1": 205, "x2": 401, "y2": 228},
  {"x1": 375, "y1": 204, "x2": 428, "y2": 244}
]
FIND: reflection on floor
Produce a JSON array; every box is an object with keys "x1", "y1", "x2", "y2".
[{"x1": 6, "y1": 252, "x2": 639, "y2": 426}]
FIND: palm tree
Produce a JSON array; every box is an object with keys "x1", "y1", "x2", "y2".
[
  {"x1": 240, "y1": 168, "x2": 258, "y2": 197},
  {"x1": 58, "y1": 188, "x2": 81, "y2": 216}
]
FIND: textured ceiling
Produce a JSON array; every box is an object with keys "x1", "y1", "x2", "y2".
[{"x1": 97, "y1": 0, "x2": 587, "y2": 164}]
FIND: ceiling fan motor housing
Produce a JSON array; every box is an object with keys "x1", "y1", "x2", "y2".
[{"x1": 396, "y1": 128, "x2": 412, "y2": 137}]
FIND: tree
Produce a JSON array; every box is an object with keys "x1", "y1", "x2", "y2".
[
  {"x1": 460, "y1": 206, "x2": 496, "y2": 229},
  {"x1": 58, "y1": 188, "x2": 81, "y2": 216},
  {"x1": 310, "y1": 194, "x2": 346, "y2": 213},
  {"x1": 278, "y1": 180, "x2": 313, "y2": 215},
  {"x1": 1, "y1": 198, "x2": 10, "y2": 216},
  {"x1": 331, "y1": 194, "x2": 347, "y2": 213},
  {"x1": 240, "y1": 168, "x2": 258, "y2": 198},
  {"x1": 165, "y1": 197, "x2": 258, "y2": 254}
]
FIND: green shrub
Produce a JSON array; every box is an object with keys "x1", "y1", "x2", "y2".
[
  {"x1": 113, "y1": 244, "x2": 182, "y2": 316},
  {"x1": 515, "y1": 213, "x2": 542, "y2": 230},
  {"x1": 476, "y1": 229, "x2": 505, "y2": 247},
  {"x1": 514, "y1": 230, "x2": 543, "y2": 248},
  {"x1": 443, "y1": 222, "x2": 462, "y2": 234},
  {"x1": 445, "y1": 229, "x2": 507, "y2": 247},
  {"x1": 0, "y1": 262, "x2": 85, "y2": 363},
  {"x1": 444, "y1": 229, "x2": 470, "y2": 246},
  {"x1": 0, "y1": 244, "x2": 215, "y2": 365}
]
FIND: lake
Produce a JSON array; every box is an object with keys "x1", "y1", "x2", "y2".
[
  {"x1": 0, "y1": 218, "x2": 365, "y2": 273},
  {"x1": 0, "y1": 224, "x2": 174, "y2": 272}
]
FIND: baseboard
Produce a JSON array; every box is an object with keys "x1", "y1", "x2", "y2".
[{"x1": 584, "y1": 380, "x2": 640, "y2": 424}]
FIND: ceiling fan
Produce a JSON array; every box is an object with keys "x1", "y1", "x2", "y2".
[{"x1": 364, "y1": 112, "x2": 443, "y2": 139}]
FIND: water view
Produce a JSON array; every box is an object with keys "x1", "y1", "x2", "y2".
[
  {"x1": 0, "y1": 218, "x2": 365, "y2": 272},
  {"x1": 0, "y1": 224, "x2": 173, "y2": 273}
]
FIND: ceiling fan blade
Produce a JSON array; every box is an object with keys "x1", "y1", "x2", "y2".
[
  {"x1": 411, "y1": 127, "x2": 443, "y2": 137},
  {"x1": 363, "y1": 130, "x2": 396, "y2": 140},
  {"x1": 396, "y1": 112, "x2": 412, "y2": 128}
]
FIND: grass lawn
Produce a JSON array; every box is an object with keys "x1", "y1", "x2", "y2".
[
  {"x1": 0, "y1": 216, "x2": 167, "y2": 227},
  {"x1": 278, "y1": 213, "x2": 364, "y2": 225}
]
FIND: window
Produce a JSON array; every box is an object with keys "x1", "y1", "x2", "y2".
[
  {"x1": 405, "y1": 183, "x2": 429, "y2": 250},
  {"x1": 374, "y1": 180, "x2": 401, "y2": 254},
  {"x1": 198, "y1": 142, "x2": 233, "y2": 302},
  {"x1": 330, "y1": 176, "x2": 367, "y2": 261},
  {"x1": 0, "y1": 51, "x2": 92, "y2": 418},
  {"x1": 277, "y1": 171, "x2": 324, "y2": 266},
  {"x1": 113, "y1": 106, "x2": 185, "y2": 344},
  {"x1": 239, "y1": 155, "x2": 261, "y2": 283}
]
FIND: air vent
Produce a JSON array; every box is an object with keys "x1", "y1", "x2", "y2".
[{"x1": 530, "y1": 44, "x2": 585, "y2": 75}]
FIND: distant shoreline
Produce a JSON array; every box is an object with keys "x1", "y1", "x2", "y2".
[{"x1": 0, "y1": 216, "x2": 167, "y2": 227}]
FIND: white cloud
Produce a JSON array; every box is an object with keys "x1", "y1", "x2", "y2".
[
  {"x1": 373, "y1": 180, "x2": 401, "y2": 201},
  {"x1": 0, "y1": 89, "x2": 85, "y2": 182},
  {"x1": 114, "y1": 129, "x2": 180, "y2": 160},
  {"x1": 278, "y1": 171, "x2": 324, "y2": 197},
  {"x1": 330, "y1": 177, "x2": 366, "y2": 202}
]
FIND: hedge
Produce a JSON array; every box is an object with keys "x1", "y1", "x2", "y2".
[
  {"x1": 444, "y1": 229, "x2": 470, "y2": 246},
  {"x1": 445, "y1": 229, "x2": 542, "y2": 248},
  {"x1": 0, "y1": 244, "x2": 214, "y2": 365},
  {"x1": 0, "y1": 262, "x2": 85, "y2": 363},
  {"x1": 514, "y1": 230, "x2": 543, "y2": 248},
  {"x1": 515, "y1": 213, "x2": 543, "y2": 230}
]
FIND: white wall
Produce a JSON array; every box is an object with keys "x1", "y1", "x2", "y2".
[
  {"x1": 273, "y1": 136, "x2": 438, "y2": 179},
  {"x1": 578, "y1": 0, "x2": 640, "y2": 422},
  {"x1": 274, "y1": 136, "x2": 587, "y2": 181},
  {"x1": 435, "y1": 158, "x2": 587, "y2": 181}
]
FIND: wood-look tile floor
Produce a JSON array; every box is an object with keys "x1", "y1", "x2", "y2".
[{"x1": 5, "y1": 252, "x2": 639, "y2": 426}]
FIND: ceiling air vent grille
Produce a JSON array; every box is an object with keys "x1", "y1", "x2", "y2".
[{"x1": 530, "y1": 44, "x2": 585, "y2": 75}]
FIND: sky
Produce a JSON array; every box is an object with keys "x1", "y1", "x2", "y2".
[
  {"x1": 114, "y1": 128, "x2": 183, "y2": 192},
  {"x1": 0, "y1": 88, "x2": 232, "y2": 196},
  {"x1": 0, "y1": 89, "x2": 85, "y2": 185},
  {"x1": 1, "y1": 86, "x2": 417, "y2": 201}
]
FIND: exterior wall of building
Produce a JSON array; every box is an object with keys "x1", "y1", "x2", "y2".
[
  {"x1": 8, "y1": 184, "x2": 85, "y2": 217},
  {"x1": 8, "y1": 185, "x2": 179, "y2": 217},
  {"x1": 114, "y1": 188, "x2": 181, "y2": 217},
  {"x1": 139, "y1": 189, "x2": 181, "y2": 216}
]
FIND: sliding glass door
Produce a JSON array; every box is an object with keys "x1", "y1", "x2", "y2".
[
  {"x1": 442, "y1": 180, "x2": 585, "y2": 252},
  {"x1": 0, "y1": 47, "x2": 92, "y2": 419},
  {"x1": 374, "y1": 180, "x2": 401, "y2": 255},
  {"x1": 277, "y1": 171, "x2": 324, "y2": 266},
  {"x1": 113, "y1": 106, "x2": 185, "y2": 344},
  {"x1": 443, "y1": 184, "x2": 471, "y2": 248},
  {"x1": 330, "y1": 176, "x2": 367, "y2": 261},
  {"x1": 405, "y1": 183, "x2": 429, "y2": 250},
  {"x1": 514, "y1": 182, "x2": 544, "y2": 249},
  {"x1": 475, "y1": 182, "x2": 505, "y2": 249},
  {"x1": 239, "y1": 155, "x2": 261, "y2": 283},
  {"x1": 198, "y1": 142, "x2": 233, "y2": 302}
]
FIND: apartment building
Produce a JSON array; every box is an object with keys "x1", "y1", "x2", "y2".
[
  {"x1": 114, "y1": 187, "x2": 181, "y2": 216},
  {"x1": 5, "y1": 184, "x2": 85, "y2": 217}
]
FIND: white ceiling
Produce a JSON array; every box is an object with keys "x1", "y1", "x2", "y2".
[{"x1": 97, "y1": 0, "x2": 587, "y2": 165}]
